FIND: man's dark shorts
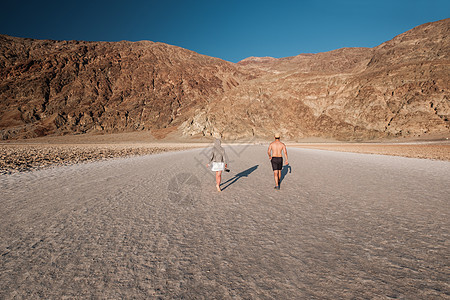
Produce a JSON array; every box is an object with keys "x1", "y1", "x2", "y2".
[{"x1": 271, "y1": 157, "x2": 283, "y2": 171}]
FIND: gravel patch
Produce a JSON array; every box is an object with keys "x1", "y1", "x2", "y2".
[
  {"x1": 292, "y1": 142, "x2": 450, "y2": 161},
  {"x1": 0, "y1": 144, "x2": 194, "y2": 175}
]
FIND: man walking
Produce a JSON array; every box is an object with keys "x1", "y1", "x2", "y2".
[{"x1": 268, "y1": 133, "x2": 288, "y2": 190}]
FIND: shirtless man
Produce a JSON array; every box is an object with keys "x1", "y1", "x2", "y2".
[{"x1": 268, "y1": 133, "x2": 288, "y2": 190}]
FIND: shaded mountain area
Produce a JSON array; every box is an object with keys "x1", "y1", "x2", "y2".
[
  {"x1": 0, "y1": 37, "x2": 252, "y2": 139},
  {"x1": 1, "y1": 19, "x2": 449, "y2": 141}
]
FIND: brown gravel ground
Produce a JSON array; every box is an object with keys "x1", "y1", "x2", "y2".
[
  {"x1": 292, "y1": 143, "x2": 450, "y2": 161},
  {"x1": 0, "y1": 143, "x2": 204, "y2": 175}
]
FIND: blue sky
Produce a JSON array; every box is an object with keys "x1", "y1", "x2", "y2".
[{"x1": 0, "y1": 0, "x2": 448, "y2": 62}]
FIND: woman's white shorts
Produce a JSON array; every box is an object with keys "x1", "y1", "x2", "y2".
[{"x1": 211, "y1": 162, "x2": 225, "y2": 171}]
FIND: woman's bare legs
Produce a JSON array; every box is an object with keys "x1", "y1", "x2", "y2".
[{"x1": 215, "y1": 171, "x2": 222, "y2": 192}]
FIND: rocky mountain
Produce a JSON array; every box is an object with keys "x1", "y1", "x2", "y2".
[
  {"x1": 1, "y1": 19, "x2": 449, "y2": 141},
  {"x1": 0, "y1": 36, "x2": 253, "y2": 139},
  {"x1": 181, "y1": 19, "x2": 449, "y2": 140}
]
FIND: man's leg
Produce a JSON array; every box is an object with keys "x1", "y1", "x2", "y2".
[{"x1": 273, "y1": 170, "x2": 279, "y2": 187}]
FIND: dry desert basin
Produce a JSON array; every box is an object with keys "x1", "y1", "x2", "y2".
[{"x1": 1, "y1": 133, "x2": 449, "y2": 299}]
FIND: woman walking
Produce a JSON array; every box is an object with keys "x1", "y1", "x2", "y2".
[{"x1": 206, "y1": 138, "x2": 228, "y2": 192}]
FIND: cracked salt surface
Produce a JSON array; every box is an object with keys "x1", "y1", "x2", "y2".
[{"x1": 1, "y1": 146, "x2": 449, "y2": 298}]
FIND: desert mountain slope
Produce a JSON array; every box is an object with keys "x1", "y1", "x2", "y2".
[
  {"x1": 1, "y1": 19, "x2": 449, "y2": 141},
  {"x1": 238, "y1": 47, "x2": 374, "y2": 74},
  {"x1": 0, "y1": 36, "x2": 253, "y2": 139},
  {"x1": 182, "y1": 19, "x2": 449, "y2": 140}
]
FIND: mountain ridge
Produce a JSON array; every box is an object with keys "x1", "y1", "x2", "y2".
[
  {"x1": 182, "y1": 18, "x2": 449, "y2": 140},
  {"x1": 1, "y1": 19, "x2": 449, "y2": 141}
]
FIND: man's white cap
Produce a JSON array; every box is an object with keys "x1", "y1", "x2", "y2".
[{"x1": 274, "y1": 133, "x2": 281, "y2": 138}]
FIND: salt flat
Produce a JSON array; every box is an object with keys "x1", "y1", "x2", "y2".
[{"x1": 1, "y1": 145, "x2": 449, "y2": 299}]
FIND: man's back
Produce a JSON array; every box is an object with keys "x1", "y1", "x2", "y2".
[{"x1": 269, "y1": 140, "x2": 286, "y2": 157}]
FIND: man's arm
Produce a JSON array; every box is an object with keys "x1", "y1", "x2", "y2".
[
  {"x1": 268, "y1": 143, "x2": 272, "y2": 159},
  {"x1": 283, "y1": 144, "x2": 288, "y2": 165}
]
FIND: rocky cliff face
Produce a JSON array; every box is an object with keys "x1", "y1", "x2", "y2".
[
  {"x1": 1, "y1": 19, "x2": 449, "y2": 141},
  {"x1": 182, "y1": 19, "x2": 449, "y2": 140},
  {"x1": 0, "y1": 36, "x2": 251, "y2": 139}
]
